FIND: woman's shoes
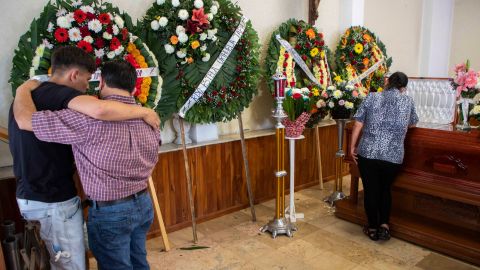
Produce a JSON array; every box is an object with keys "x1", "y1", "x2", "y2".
[
  {"x1": 363, "y1": 226, "x2": 379, "y2": 241},
  {"x1": 378, "y1": 226, "x2": 391, "y2": 240}
]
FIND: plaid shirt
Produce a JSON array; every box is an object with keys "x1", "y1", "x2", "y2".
[{"x1": 32, "y1": 95, "x2": 160, "y2": 201}]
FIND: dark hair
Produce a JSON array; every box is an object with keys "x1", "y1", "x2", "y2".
[
  {"x1": 100, "y1": 60, "x2": 137, "y2": 92},
  {"x1": 386, "y1": 71, "x2": 408, "y2": 90},
  {"x1": 51, "y1": 46, "x2": 96, "y2": 74}
]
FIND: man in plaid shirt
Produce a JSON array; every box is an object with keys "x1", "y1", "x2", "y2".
[{"x1": 19, "y1": 60, "x2": 160, "y2": 269}]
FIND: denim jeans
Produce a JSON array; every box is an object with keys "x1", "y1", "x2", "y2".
[
  {"x1": 87, "y1": 192, "x2": 154, "y2": 270},
  {"x1": 16, "y1": 196, "x2": 85, "y2": 270}
]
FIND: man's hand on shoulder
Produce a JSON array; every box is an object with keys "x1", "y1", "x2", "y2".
[{"x1": 17, "y1": 79, "x2": 41, "y2": 93}]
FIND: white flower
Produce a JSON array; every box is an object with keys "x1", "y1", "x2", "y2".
[
  {"x1": 476, "y1": 81, "x2": 480, "y2": 90},
  {"x1": 176, "y1": 25, "x2": 186, "y2": 35},
  {"x1": 176, "y1": 50, "x2": 187, "y2": 58},
  {"x1": 316, "y1": 100, "x2": 326, "y2": 108},
  {"x1": 159, "y1": 17, "x2": 168, "y2": 27},
  {"x1": 345, "y1": 84, "x2": 354, "y2": 91},
  {"x1": 327, "y1": 85, "x2": 335, "y2": 91},
  {"x1": 328, "y1": 101, "x2": 334, "y2": 108},
  {"x1": 94, "y1": 48, "x2": 105, "y2": 58},
  {"x1": 83, "y1": 36, "x2": 93, "y2": 43},
  {"x1": 178, "y1": 33, "x2": 188, "y2": 44},
  {"x1": 103, "y1": 32, "x2": 113, "y2": 40},
  {"x1": 68, "y1": 28, "x2": 82, "y2": 42},
  {"x1": 171, "y1": 0, "x2": 180, "y2": 7},
  {"x1": 114, "y1": 45, "x2": 124, "y2": 55},
  {"x1": 194, "y1": 0, "x2": 204, "y2": 8},
  {"x1": 88, "y1": 19, "x2": 102, "y2": 33},
  {"x1": 157, "y1": 0, "x2": 165, "y2": 5},
  {"x1": 333, "y1": 90, "x2": 343, "y2": 99},
  {"x1": 301, "y1": 87, "x2": 310, "y2": 95},
  {"x1": 151, "y1": 20, "x2": 160, "y2": 31},
  {"x1": 164, "y1": 44, "x2": 175, "y2": 54},
  {"x1": 42, "y1": 39, "x2": 53, "y2": 49},
  {"x1": 210, "y1": 5, "x2": 218, "y2": 15},
  {"x1": 107, "y1": 51, "x2": 116, "y2": 59},
  {"x1": 470, "y1": 105, "x2": 480, "y2": 115},
  {"x1": 114, "y1": 15, "x2": 124, "y2": 28},
  {"x1": 199, "y1": 33, "x2": 207, "y2": 41},
  {"x1": 35, "y1": 45, "x2": 45, "y2": 57},
  {"x1": 207, "y1": 13, "x2": 213, "y2": 21},
  {"x1": 200, "y1": 45, "x2": 207, "y2": 51},
  {"x1": 72, "y1": 0, "x2": 82, "y2": 7},
  {"x1": 47, "y1": 22, "x2": 54, "y2": 33},
  {"x1": 29, "y1": 67, "x2": 35, "y2": 78},
  {"x1": 211, "y1": 36, "x2": 218, "y2": 42},
  {"x1": 80, "y1": 5, "x2": 94, "y2": 14},
  {"x1": 56, "y1": 8, "x2": 67, "y2": 17},
  {"x1": 202, "y1": 53, "x2": 210, "y2": 62},
  {"x1": 32, "y1": 55, "x2": 41, "y2": 69},
  {"x1": 178, "y1": 9, "x2": 189, "y2": 20},
  {"x1": 345, "y1": 101, "x2": 354, "y2": 109},
  {"x1": 213, "y1": 1, "x2": 219, "y2": 8},
  {"x1": 207, "y1": 28, "x2": 217, "y2": 38},
  {"x1": 112, "y1": 25, "x2": 119, "y2": 35},
  {"x1": 66, "y1": 12, "x2": 75, "y2": 23},
  {"x1": 56, "y1": 16, "x2": 71, "y2": 29}
]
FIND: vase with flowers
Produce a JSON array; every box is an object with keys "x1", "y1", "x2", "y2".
[
  {"x1": 281, "y1": 87, "x2": 316, "y2": 138},
  {"x1": 452, "y1": 60, "x2": 480, "y2": 131},
  {"x1": 325, "y1": 78, "x2": 367, "y2": 119}
]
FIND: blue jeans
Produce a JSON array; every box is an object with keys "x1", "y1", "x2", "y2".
[
  {"x1": 16, "y1": 196, "x2": 85, "y2": 270},
  {"x1": 87, "y1": 192, "x2": 154, "y2": 270}
]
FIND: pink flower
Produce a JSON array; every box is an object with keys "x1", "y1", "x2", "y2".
[
  {"x1": 456, "y1": 85, "x2": 467, "y2": 97},
  {"x1": 464, "y1": 70, "x2": 478, "y2": 88},
  {"x1": 352, "y1": 91, "x2": 359, "y2": 97},
  {"x1": 338, "y1": 100, "x2": 345, "y2": 106},
  {"x1": 454, "y1": 71, "x2": 466, "y2": 85},
  {"x1": 454, "y1": 63, "x2": 466, "y2": 74}
]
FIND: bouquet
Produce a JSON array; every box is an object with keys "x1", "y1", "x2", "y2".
[
  {"x1": 325, "y1": 78, "x2": 367, "y2": 119},
  {"x1": 452, "y1": 60, "x2": 480, "y2": 99}
]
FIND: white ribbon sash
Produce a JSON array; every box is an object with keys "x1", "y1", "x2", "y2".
[
  {"x1": 178, "y1": 16, "x2": 249, "y2": 118},
  {"x1": 348, "y1": 59, "x2": 385, "y2": 85},
  {"x1": 32, "y1": 67, "x2": 159, "y2": 82},
  {"x1": 275, "y1": 35, "x2": 321, "y2": 87}
]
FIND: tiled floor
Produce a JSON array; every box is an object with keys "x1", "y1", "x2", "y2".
[{"x1": 89, "y1": 178, "x2": 480, "y2": 270}]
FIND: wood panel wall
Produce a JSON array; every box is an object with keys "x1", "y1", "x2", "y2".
[{"x1": 148, "y1": 124, "x2": 348, "y2": 236}]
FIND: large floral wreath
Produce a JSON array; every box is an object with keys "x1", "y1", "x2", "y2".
[
  {"x1": 266, "y1": 19, "x2": 332, "y2": 126},
  {"x1": 9, "y1": 0, "x2": 162, "y2": 108},
  {"x1": 335, "y1": 26, "x2": 391, "y2": 93},
  {"x1": 136, "y1": 0, "x2": 260, "y2": 124}
]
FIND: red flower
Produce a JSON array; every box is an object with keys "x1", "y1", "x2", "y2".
[
  {"x1": 305, "y1": 42, "x2": 311, "y2": 48},
  {"x1": 106, "y1": 25, "x2": 113, "y2": 34},
  {"x1": 284, "y1": 53, "x2": 289, "y2": 59},
  {"x1": 186, "y1": 19, "x2": 201, "y2": 34},
  {"x1": 98, "y1": 13, "x2": 111, "y2": 25},
  {"x1": 121, "y1": 28, "x2": 129, "y2": 41},
  {"x1": 54, "y1": 28, "x2": 69, "y2": 43},
  {"x1": 320, "y1": 41, "x2": 325, "y2": 46},
  {"x1": 350, "y1": 39, "x2": 355, "y2": 45},
  {"x1": 319, "y1": 33, "x2": 324, "y2": 38},
  {"x1": 94, "y1": 38, "x2": 105, "y2": 49},
  {"x1": 86, "y1": 12, "x2": 95, "y2": 20},
  {"x1": 292, "y1": 93, "x2": 302, "y2": 99},
  {"x1": 295, "y1": 44, "x2": 301, "y2": 50},
  {"x1": 77, "y1": 40, "x2": 93, "y2": 53},
  {"x1": 289, "y1": 81, "x2": 296, "y2": 87},
  {"x1": 74, "y1": 9, "x2": 87, "y2": 24},
  {"x1": 110, "y1": 37, "x2": 121, "y2": 50},
  {"x1": 301, "y1": 55, "x2": 308, "y2": 61},
  {"x1": 216, "y1": 102, "x2": 223, "y2": 107},
  {"x1": 212, "y1": 90, "x2": 218, "y2": 96},
  {"x1": 95, "y1": 58, "x2": 102, "y2": 67},
  {"x1": 192, "y1": 8, "x2": 209, "y2": 27},
  {"x1": 80, "y1": 26, "x2": 90, "y2": 37},
  {"x1": 283, "y1": 62, "x2": 288, "y2": 68}
]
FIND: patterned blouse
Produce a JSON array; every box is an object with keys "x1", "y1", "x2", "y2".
[{"x1": 353, "y1": 89, "x2": 419, "y2": 164}]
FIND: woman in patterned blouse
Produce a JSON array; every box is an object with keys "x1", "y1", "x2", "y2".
[{"x1": 349, "y1": 72, "x2": 419, "y2": 241}]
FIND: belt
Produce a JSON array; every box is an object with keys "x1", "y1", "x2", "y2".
[{"x1": 86, "y1": 189, "x2": 148, "y2": 208}]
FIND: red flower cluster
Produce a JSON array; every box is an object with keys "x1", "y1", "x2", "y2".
[
  {"x1": 54, "y1": 28, "x2": 68, "y2": 43},
  {"x1": 125, "y1": 54, "x2": 143, "y2": 97}
]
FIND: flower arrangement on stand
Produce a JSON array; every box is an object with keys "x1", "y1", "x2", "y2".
[
  {"x1": 335, "y1": 26, "x2": 391, "y2": 93},
  {"x1": 325, "y1": 79, "x2": 367, "y2": 119},
  {"x1": 282, "y1": 88, "x2": 314, "y2": 138},
  {"x1": 266, "y1": 19, "x2": 332, "y2": 127},
  {"x1": 9, "y1": 0, "x2": 162, "y2": 108},
  {"x1": 136, "y1": 0, "x2": 260, "y2": 124},
  {"x1": 470, "y1": 104, "x2": 480, "y2": 124},
  {"x1": 452, "y1": 60, "x2": 480, "y2": 129}
]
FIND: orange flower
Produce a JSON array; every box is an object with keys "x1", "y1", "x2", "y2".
[
  {"x1": 187, "y1": 57, "x2": 194, "y2": 64},
  {"x1": 363, "y1": 34, "x2": 372, "y2": 43},
  {"x1": 191, "y1": 40, "x2": 200, "y2": 49},
  {"x1": 310, "y1": 107, "x2": 318, "y2": 114},
  {"x1": 132, "y1": 49, "x2": 141, "y2": 57},
  {"x1": 143, "y1": 77, "x2": 152, "y2": 85},
  {"x1": 139, "y1": 62, "x2": 148, "y2": 68},
  {"x1": 127, "y1": 43, "x2": 136, "y2": 53},
  {"x1": 135, "y1": 55, "x2": 146, "y2": 64},
  {"x1": 170, "y1": 35, "x2": 179, "y2": 45},
  {"x1": 363, "y1": 58, "x2": 370, "y2": 66},
  {"x1": 48, "y1": 67, "x2": 52, "y2": 75},
  {"x1": 341, "y1": 38, "x2": 347, "y2": 47},
  {"x1": 305, "y1": 28, "x2": 315, "y2": 39},
  {"x1": 138, "y1": 94, "x2": 147, "y2": 104},
  {"x1": 345, "y1": 29, "x2": 350, "y2": 37},
  {"x1": 141, "y1": 84, "x2": 150, "y2": 94}
]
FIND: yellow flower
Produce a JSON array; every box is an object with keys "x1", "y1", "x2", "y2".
[
  {"x1": 191, "y1": 40, "x2": 200, "y2": 49},
  {"x1": 310, "y1": 48, "x2": 319, "y2": 57},
  {"x1": 320, "y1": 50, "x2": 325, "y2": 59},
  {"x1": 334, "y1": 75, "x2": 342, "y2": 82},
  {"x1": 143, "y1": 77, "x2": 152, "y2": 85},
  {"x1": 312, "y1": 88, "x2": 320, "y2": 96},
  {"x1": 138, "y1": 94, "x2": 147, "y2": 104},
  {"x1": 354, "y1": 43, "x2": 364, "y2": 54},
  {"x1": 377, "y1": 87, "x2": 383, "y2": 92}
]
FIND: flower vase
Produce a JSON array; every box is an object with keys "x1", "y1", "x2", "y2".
[
  {"x1": 456, "y1": 98, "x2": 473, "y2": 131},
  {"x1": 282, "y1": 112, "x2": 311, "y2": 138},
  {"x1": 331, "y1": 106, "x2": 352, "y2": 120}
]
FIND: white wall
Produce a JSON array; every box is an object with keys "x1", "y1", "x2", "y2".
[
  {"x1": 364, "y1": 0, "x2": 424, "y2": 77},
  {"x1": 449, "y1": 0, "x2": 480, "y2": 76}
]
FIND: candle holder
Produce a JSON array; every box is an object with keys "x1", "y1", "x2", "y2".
[{"x1": 261, "y1": 72, "x2": 296, "y2": 238}]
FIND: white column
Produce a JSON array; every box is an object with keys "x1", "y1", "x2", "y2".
[
  {"x1": 418, "y1": 0, "x2": 454, "y2": 77},
  {"x1": 339, "y1": 0, "x2": 365, "y2": 29}
]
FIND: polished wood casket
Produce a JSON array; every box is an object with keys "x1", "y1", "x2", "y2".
[{"x1": 335, "y1": 123, "x2": 480, "y2": 266}]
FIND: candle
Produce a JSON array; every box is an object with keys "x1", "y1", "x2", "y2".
[{"x1": 272, "y1": 72, "x2": 286, "y2": 98}]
